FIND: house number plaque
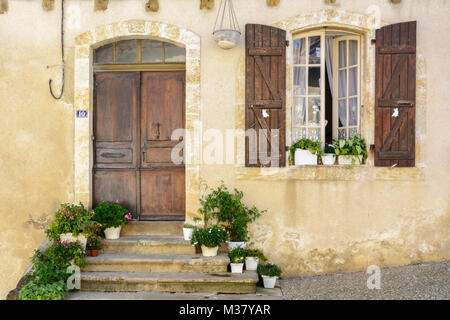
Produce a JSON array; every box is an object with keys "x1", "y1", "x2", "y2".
[{"x1": 76, "y1": 110, "x2": 88, "y2": 118}]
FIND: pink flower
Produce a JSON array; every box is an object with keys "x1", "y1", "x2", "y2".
[{"x1": 115, "y1": 200, "x2": 119, "y2": 203}]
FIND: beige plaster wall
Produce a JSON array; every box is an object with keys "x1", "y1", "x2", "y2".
[{"x1": 0, "y1": 0, "x2": 449, "y2": 298}]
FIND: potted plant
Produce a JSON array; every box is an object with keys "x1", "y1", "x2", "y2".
[
  {"x1": 289, "y1": 138, "x2": 322, "y2": 165},
  {"x1": 333, "y1": 134, "x2": 368, "y2": 165},
  {"x1": 93, "y1": 201, "x2": 132, "y2": 240},
  {"x1": 244, "y1": 248, "x2": 267, "y2": 271},
  {"x1": 87, "y1": 235, "x2": 101, "y2": 257},
  {"x1": 257, "y1": 263, "x2": 282, "y2": 289},
  {"x1": 321, "y1": 143, "x2": 336, "y2": 165},
  {"x1": 45, "y1": 203, "x2": 95, "y2": 250},
  {"x1": 191, "y1": 225, "x2": 228, "y2": 257},
  {"x1": 182, "y1": 223, "x2": 196, "y2": 241},
  {"x1": 199, "y1": 183, "x2": 265, "y2": 249},
  {"x1": 229, "y1": 247, "x2": 246, "y2": 273}
]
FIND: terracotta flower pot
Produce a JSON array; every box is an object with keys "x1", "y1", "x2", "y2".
[{"x1": 90, "y1": 249, "x2": 99, "y2": 257}]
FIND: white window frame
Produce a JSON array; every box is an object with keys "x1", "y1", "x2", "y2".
[
  {"x1": 332, "y1": 35, "x2": 361, "y2": 139},
  {"x1": 292, "y1": 31, "x2": 326, "y2": 143},
  {"x1": 292, "y1": 30, "x2": 361, "y2": 144}
]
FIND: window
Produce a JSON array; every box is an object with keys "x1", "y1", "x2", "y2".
[
  {"x1": 94, "y1": 39, "x2": 186, "y2": 69},
  {"x1": 292, "y1": 30, "x2": 361, "y2": 144}
]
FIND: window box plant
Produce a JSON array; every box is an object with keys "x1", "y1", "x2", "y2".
[
  {"x1": 321, "y1": 143, "x2": 336, "y2": 165},
  {"x1": 244, "y1": 248, "x2": 267, "y2": 271},
  {"x1": 93, "y1": 201, "x2": 132, "y2": 240},
  {"x1": 191, "y1": 225, "x2": 228, "y2": 257},
  {"x1": 45, "y1": 203, "x2": 96, "y2": 250},
  {"x1": 257, "y1": 263, "x2": 282, "y2": 289},
  {"x1": 289, "y1": 138, "x2": 322, "y2": 165},
  {"x1": 333, "y1": 134, "x2": 368, "y2": 165},
  {"x1": 199, "y1": 183, "x2": 265, "y2": 249},
  {"x1": 229, "y1": 247, "x2": 246, "y2": 273}
]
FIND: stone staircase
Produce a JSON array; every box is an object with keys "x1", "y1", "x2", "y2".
[{"x1": 67, "y1": 221, "x2": 282, "y2": 299}]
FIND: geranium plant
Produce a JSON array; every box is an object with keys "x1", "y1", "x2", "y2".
[
  {"x1": 191, "y1": 225, "x2": 228, "y2": 248},
  {"x1": 198, "y1": 183, "x2": 265, "y2": 242},
  {"x1": 45, "y1": 203, "x2": 95, "y2": 242},
  {"x1": 93, "y1": 201, "x2": 132, "y2": 230}
]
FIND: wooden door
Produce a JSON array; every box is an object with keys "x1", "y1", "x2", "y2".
[
  {"x1": 93, "y1": 72, "x2": 140, "y2": 216},
  {"x1": 140, "y1": 71, "x2": 185, "y2": 218},
  {"x1": 93, "y1": 71, "x2": 186, "y2": 219}
]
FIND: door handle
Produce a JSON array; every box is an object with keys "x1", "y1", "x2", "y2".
[
  {"x1": 153, "y1": 122, "x2": 161, "y2": 139},
  {"x1": 142, "y1": 151, "x2": 146, "y2": 162}
]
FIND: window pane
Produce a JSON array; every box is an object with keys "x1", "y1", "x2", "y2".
[
  {"x1": 349, "y1": 67, "x2": 358, "y2": 96},
  {"x1": 95, "y1": 43, "x2": 114, "y2": 64},
  {"x1": 339, "y1": 40, "x2": 347, "y2": 68},
  {"x1": 307, "y1": 128, "x2": 321, "y2": 141},
  {"x1": 308, "y1": 67, "x2": 321, "y2": 95},
  {"x1": 293, "y1": 67, "x2": 306, "y2": 95},
  {"x1": 309, "y1": 36, "x2": 321, "y2": 64},
  {"x1": 141, "y1": 40, "x2": 163, "y2": 63},
  {"x1": 293, "y1": 38, "x2": 306, "y2": 64},
  {"x1": 115, "y1": 40, "x2": 137, "y2": 63},
  {"x1": 338, "y1": 129, "x2": 347, "y2": 139},
  {"x1": 349, "y1": 40, "x2": 358, "y2": 66},
  {"x1": 308, "y1": 97, "x2": 321, "y2": 125},
  {"x1": 349, "y1": 98, "x2": 358, "y2": 126},
  {"x1": 164, "y1": 42, "x2": 186, "y2": 63},
  {"x1": 349, "y1": 127, "x2": 358, "y2": 137},
  {"x1": 338, "y1": 99, "x2": 347, "y2": 127},
  {"x1": 338, "y1": 69, "x2": 347, "y2": 98},
  {"x1": 293, "y1": 97, "x2": 306, "y2": 126}
]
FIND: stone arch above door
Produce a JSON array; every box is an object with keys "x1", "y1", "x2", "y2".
[{"x1": 74, "y1": 20, "x2": 201, "y2": 221}]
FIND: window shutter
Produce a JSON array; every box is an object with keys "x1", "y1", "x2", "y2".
[
  {"x1": 245, "y1": 24, "x2": 286, "y2": 167},
  {"x1": 375, "y1": 21, "x2": 416, "y2": 167}
]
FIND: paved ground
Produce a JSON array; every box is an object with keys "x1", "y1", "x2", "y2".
[{"x1": 280, "y1": 261, "x2": 450, "y2": 300}]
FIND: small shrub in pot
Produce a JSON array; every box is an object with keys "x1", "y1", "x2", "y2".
[{"x1": 257, "y1": 263, "x2": 282, "y2": 289}]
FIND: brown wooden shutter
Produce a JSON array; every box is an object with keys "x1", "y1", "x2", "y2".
[
  {"x1": 245, "y1": 24, "x2": 286, "y2": 167},
  {"x1": 375, "y1": 21, "x2": 416, "y2": 167}
]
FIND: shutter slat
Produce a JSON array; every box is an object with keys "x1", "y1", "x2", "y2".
[
  {"x1": 375, "y1": 21, "x2": 416, "y2": 167},
  {"x1": 245, "y1": 24, "x2": 286, "y2": 167}
]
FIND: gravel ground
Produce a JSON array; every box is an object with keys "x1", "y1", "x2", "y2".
[{"x1": 280, "y1": 261, "x2": 450, "y2": 300}]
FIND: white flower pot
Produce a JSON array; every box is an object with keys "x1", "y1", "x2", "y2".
[
  {"x1": 262, "y1": 275, "x2": 278, "y2": 289},
  {"x1": 183, "y1": 227, "x2": 194, "y2": 241},
  {"x1": 230, "y1": 263, "x2": 244, "y2": 273},
  {"x1": 338, "y1": 155, "x2": 363, "y2": 165},
  {"x1": 245, "y1": 257, "x2": 259, "y2": 271},
  {"x1": 104, "y1": 226, "x2": 122, "y2": 240},
  {"x1": 228, "y1": 241, "x2": 246, "y2": 250},
  {"x1": 322, "y1": 154, "x2": 336, "y2": 165},
  {"x1": 59, "y1": 233, "x2": 87, "y2": 250},
  {"x1": 294, "y1": 149, "x2": 317, "y2": 165},
  {"x1": 201, "y1": 245, "x2": 219, "y2": 257}
]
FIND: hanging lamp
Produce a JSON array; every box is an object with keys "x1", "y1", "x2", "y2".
[{"x1": 213, "y1": 0, "x2": 241, "y2": 49}]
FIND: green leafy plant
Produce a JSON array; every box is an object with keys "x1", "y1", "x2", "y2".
[
  {"x1": 333, "y1": 134, "x2": 368, "y2": 164},
  {"x1": 87, "y1": 235, "x2": 101, "y2": 250},
  {"x1": 45, "y1": 203, "x2": 95, "y2": 242},
  {"x1": 18, "y1": 280, "x2": 68, "y2": 300},
  {"x1": 191, "y1": 225, "x2": 228, "y2": 248},
  {"x1": 324, "y1": 142, "x2": 336, "y2": 154},
  {"x1": 288, "y1": 138, "x2": 323, "y2": 165},
  {"x1": 229, "y1": 247, "x2": 246, "y2": 263},
  {"x1": 182, "y1": 223, "x2": 196, "y2": 229},
  {"x1": 244, "y1": 248, "x2": 267, "y2": 262},
  {"x1": 257, "y1": 263, "x2": 282, "y2": 277},
  {"x1": 93, "y1": 201, "x2": 132, "y2": 230},
  {"x1": 198, "y1": 183, "x2": 265, "y2": 242}
]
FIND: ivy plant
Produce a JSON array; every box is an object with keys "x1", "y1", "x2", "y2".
[
  {"x1": 333, "y1": 134, "x2": 368, "y2": 164},
  {"x1": 288, "y1": 138, "x2": 323, "y2": 165}
]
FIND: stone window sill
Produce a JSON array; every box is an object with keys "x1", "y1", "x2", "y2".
[{"x1": 235, "y1": 165, "x2": 424, "y2": 181}]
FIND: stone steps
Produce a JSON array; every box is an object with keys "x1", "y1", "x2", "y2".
[
  {"x1": 101, "y1": 235, "x2": 196, "y2": 255},
  {"x1": 80, "y1": 271, "x2": 259, "y2": 294},
  {"x1": 66, "y1": 287, "x2": 283, "y2": 300},
  {"x1": 122, "y1": 221, "x2": 183, "y2": 237},
  {"x1": 83, "y1": 253, "x2": 229, "y2": 273}
]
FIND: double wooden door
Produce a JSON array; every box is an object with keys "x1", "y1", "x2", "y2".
[{"x1": 93, "y1": 71, "x2": 185, "y2": 219}]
